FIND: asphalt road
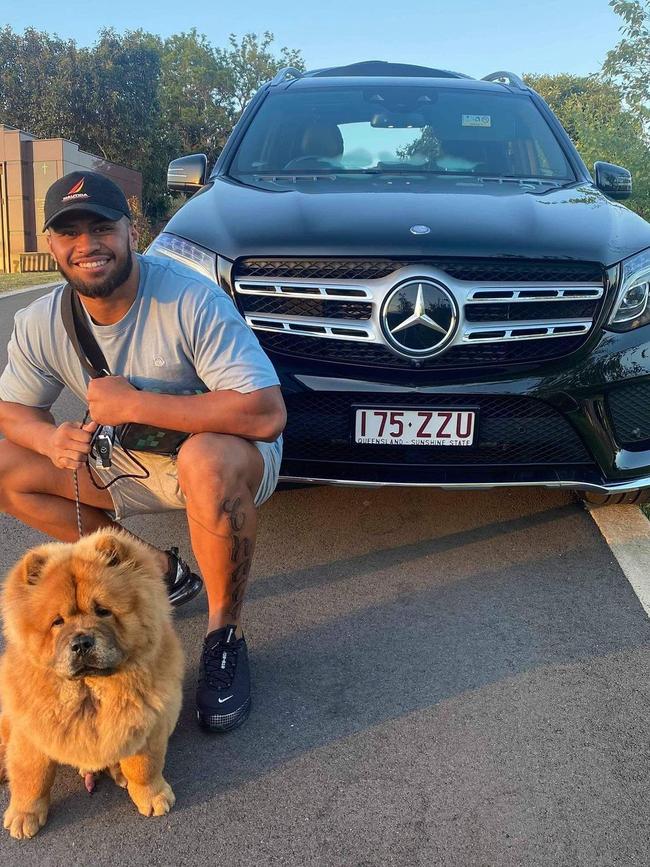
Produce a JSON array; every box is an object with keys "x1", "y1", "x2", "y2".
[{"x1": 0, "y1": 287, "x2": 648, "y2": 866}]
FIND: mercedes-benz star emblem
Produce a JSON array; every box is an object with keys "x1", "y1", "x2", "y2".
[{"x1": 381, "y1": 279, "x2": 457, "y2": 358}]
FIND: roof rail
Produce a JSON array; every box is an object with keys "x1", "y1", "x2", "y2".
[
  {"x1": 482, "y1": 71, "x2": 525, "y2": 89},
  {"x1": 270, "y1": 67, "x2": 303, "y2": 86}
]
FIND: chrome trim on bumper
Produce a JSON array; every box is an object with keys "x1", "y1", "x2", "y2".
[{"x1": 278, "y1": 475, "x2": 650, "y2": 494}]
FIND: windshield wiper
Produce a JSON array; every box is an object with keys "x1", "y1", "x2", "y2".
[
  {"x1": 252, "y1": 168, "x2": 430, "y2": 178},
  {"x1": 340, "y1": 167, "x2": 429, "y2": 174},
  {"x1": 251, "y1": 173, "x2": 339, "y2": 182},
  {"x1": 245, "y1": 171, "x2": 571, "y2": 189},
  {"x1": 474, "y1": 176, "x2": 566, "y2": 189}
]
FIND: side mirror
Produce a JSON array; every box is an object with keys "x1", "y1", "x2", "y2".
[
  {"x1": 167, "y1": 154, "x2": 208, "y2": 192},
  {"x1": 594, "y1": 161, "x2": 632, "y2": 200}
]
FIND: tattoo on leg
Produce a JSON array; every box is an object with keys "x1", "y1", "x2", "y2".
[
  {"x1": 222, "y1": 497, "x2": 252, "y2": 623},
  {"x1": 229, "y1": 561, "x2": 250, "y2": 623},
  {"x1": 223, "y1": 497, "x2": 245, "y2": 532},
  {"x1": 230, "y1": 534, "x2": 250, "y2": 564}
]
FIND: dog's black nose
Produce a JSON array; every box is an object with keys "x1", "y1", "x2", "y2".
[{"x1": 70, "y1": 633, "x2": 95, "y2": 656}]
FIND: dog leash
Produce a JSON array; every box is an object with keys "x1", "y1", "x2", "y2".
[
  {"x1": 73, "y1": 468, "x2": 83, "y2": 539},
  {"x1": 72, "y1": 464, "x2": 98, "y2": 796}
]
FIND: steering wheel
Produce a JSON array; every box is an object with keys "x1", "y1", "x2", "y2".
[{"x1": 283, "y1": 155, "x2": 339, "y2": 170}]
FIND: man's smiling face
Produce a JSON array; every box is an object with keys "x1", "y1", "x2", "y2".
[{"x1": 47, "y1": 213, "x2": 137, "y2": 299}]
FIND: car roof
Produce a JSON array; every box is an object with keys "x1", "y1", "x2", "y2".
[{"x1": 268, "y1": 61, "x2": 528, "y2": 95}]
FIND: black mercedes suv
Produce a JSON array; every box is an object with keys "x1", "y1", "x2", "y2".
[{"x1": 149, "y1": 61, "x2": 650, "y2": 505}]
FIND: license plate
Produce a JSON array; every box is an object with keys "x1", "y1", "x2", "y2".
[{"x1": 354, "y1": 408, "x2": 477, "y2": 446}]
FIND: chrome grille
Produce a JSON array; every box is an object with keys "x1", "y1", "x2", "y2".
[
  {"x1": 239, "y1": 295, "x2": 373, "y2": 320},
  {"x1": 466, "y1": 299, "x2": 599, "y2": 322},
  {"x1": 234, "y1": 259, "x2": 605, "y2": 368}
]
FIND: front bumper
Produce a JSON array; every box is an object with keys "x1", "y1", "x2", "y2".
[
  {"x1": 279, "y1": 471, "x2": 650, "y2": 495},
  {"x1": 274, "y1": 325, "x2": 650, "y2": 492}
]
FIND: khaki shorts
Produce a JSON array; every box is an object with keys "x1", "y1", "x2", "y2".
[{"x1": 92, "y1": 435, "x2": 283, "y2": 521}]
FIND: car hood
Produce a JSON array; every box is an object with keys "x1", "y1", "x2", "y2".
[{"x1": 165, "y1": 176, "x2": 650, "y2": 267}]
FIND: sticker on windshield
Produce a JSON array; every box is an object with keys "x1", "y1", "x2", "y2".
[{"x1": 462, "y1": 114, "x2": 491, "y2": 127}]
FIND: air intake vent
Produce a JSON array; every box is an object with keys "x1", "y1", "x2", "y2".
[{"x1": 236, "y1": 258, "x2": 604, "y2": 283}]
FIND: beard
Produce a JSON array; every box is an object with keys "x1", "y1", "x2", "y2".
[{"x1": 57, "y1": 253, "x2": 134, "y2": 299}]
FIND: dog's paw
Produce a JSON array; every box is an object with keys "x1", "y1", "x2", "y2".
[
  {"x1": 128, "y1": 780, "x2": 175, "y2": 817},
  {"x1": 108, "y1": 764, "x2": 128, "y2": 788},
  {"x1": 3, "y1": 800, "x2": 48, "y2": 839}
]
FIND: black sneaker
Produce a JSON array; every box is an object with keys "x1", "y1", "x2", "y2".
[
  {"x1": 196, "y1": 625, "x2": 251, "y2": 732},
  {"x1": 164, "y1": 547, "x2": 203, "y2": 608}
]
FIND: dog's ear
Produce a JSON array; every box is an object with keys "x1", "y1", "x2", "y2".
[
  {"x1": 94, "y1": 533, "x2": 129, "y2": 567},
  {"x1": 21, "y1": 551, "x2": 48, "y2": 586}
]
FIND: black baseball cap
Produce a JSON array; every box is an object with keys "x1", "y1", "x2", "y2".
[{"x1": 43, "y1": 170, "x2": 132, "y2": 230}]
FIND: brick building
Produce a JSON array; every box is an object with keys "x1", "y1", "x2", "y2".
[{"x1": 0, "y1": 125, "x2": 142, "y2": 273}]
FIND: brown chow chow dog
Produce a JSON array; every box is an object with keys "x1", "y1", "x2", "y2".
[{"x1": 0, "y1": 529, "x2": 184, "y2": 839}]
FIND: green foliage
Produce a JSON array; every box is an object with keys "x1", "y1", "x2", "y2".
[
  {"x1": 0, "y1": 27, "x2": 81, "y2": 140},
  {"x1": 525, "y1": 73, "x2": 650, "y2": 219},
  {"x1": 0, "y1": 27, "x2": 304, "y2": 222},
  {"x1": 158, "y1": 29, "x2": 231, "y2": 169},
  {"x1": 397, "y1": 126, "x2": 442, "y2": 162},
  {"x1": 215, "y1": 32, "x2": 305, "y2": 116},
  {"x1": 81, "y1": 30, "x2": 169, "y2": 219},
  {"x1": 602, "y1": 1, "x2": 650, "y2": 125},
  {"x1": 127, "y1": 196, "x2": 155, "y2": 252}
]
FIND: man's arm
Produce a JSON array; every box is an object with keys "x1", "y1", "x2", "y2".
[
  {"x1": 0, "y1": 400, "x2": 97, "y2": 469},
  {"x1": 87, "y1": 378, "x2": 287, "y2": 442},
  {"x1": 0, "y1": 401, "x2": 56, "y2": 455}
]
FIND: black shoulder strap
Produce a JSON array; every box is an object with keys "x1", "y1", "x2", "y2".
[{"x1": 60, "y1": 283, "x2": 110, "y2": 379}]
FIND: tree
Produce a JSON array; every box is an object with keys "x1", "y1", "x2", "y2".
[
  {"x1": 76, "y1": 30, "x2": 163, "y2": 165},
  {"x1": 156, "y1": 31, "x2": 305, "y2": 209},
  {"x1": 0, "y1": 27, "x2": 304, "y2": 221},
  {"x1": 159, "y1": 30, "x2": 232, "y2": 168},
  {"x1": 0, "y1": 27, "x2": 81, "y2": 140},
  {"x1": 216, "y1": 32, "x2": 305, "y2": 117},
  {"x1": 602, "y1": 0, "x2": 650, "y2": 126},
  {"x1": 0, "y1": 27, "x2": 170, "y2": 219},
  {"x1": 525, "y1": 73, "x2": 650, "y2": 219}
]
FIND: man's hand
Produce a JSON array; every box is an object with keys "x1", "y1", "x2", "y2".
[
  {"x1": 48, "y1": 420, "x2": 98, "y2": 470},
  {"x1": 87, "y1": 376, "x2": 138, "y2": 426}
]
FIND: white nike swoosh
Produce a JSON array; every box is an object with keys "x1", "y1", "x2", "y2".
[{"x1": 218, "y1": 695, "x2": 233, "y2": 703}]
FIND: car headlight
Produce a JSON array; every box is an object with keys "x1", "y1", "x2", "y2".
[
  {"x1": 146, "y1": 233, "x2": 218, "y2": 284},
  {"x1": 607, "y1": 247, "x2": 650, "y2": 332}
]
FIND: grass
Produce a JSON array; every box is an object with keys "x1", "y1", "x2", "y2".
[{"x1": 0, "y1": 272, "x2": 60, "y2": 293}]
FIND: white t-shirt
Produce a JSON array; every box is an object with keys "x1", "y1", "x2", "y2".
[{"x1": 0, "y1": 254, "x2": 280, "y2": 411}]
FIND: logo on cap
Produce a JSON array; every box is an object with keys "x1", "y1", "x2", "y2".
[{"x1": 62, "y1": 178, "x2": 89, "y2": 202}]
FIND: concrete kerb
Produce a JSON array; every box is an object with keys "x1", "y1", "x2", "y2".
[{"x1": 589, "y1": 504, "x2": 650, "y2": 617}]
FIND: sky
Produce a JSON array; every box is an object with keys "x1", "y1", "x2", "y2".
[{"x1": 3, "y1": 0, "x2": 623, "y2": 79}]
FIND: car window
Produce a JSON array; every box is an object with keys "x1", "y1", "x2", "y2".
[{"x1": 230, "y1": 85, "x2": 574, "y2": 180}]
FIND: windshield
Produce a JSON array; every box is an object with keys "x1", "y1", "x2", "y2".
[{"x1": 230, "y1": 85, "x2": 574, "y2": 182}]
